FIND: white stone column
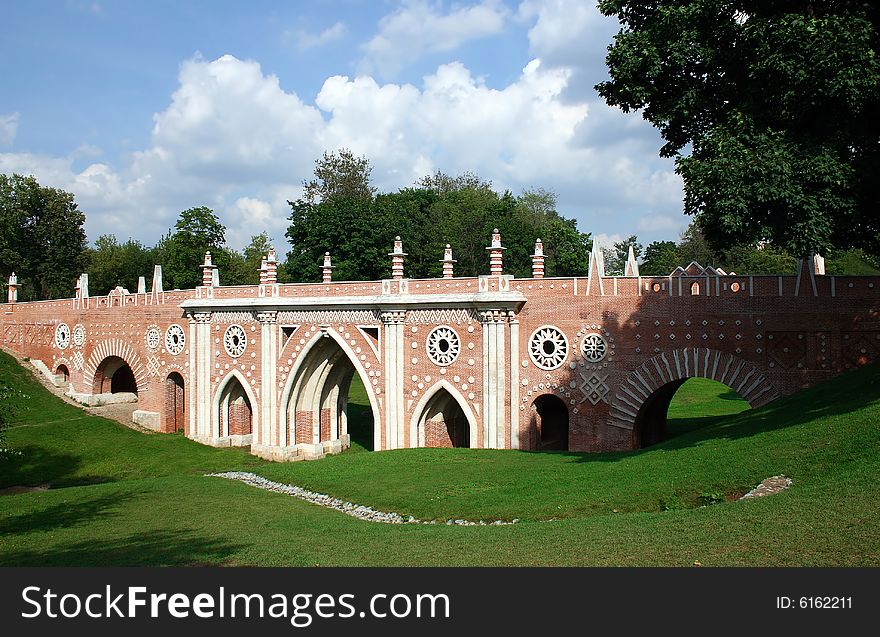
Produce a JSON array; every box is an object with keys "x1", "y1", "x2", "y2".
[
  {"x1": 481, "y1": 310, "x2": 507, "y2": 449},
  {"x1": 257, "y1": 311, "x2": 278, "y2": 448},
  {"x1": 186, "y1": 312, "x2": 197, "y2": 437},
  {"x1": 381, "y1": 310, "x2": 406, "y2": 450},
  {"x1": 193, "y1": 312, "x2": 213, "y2": 439},
  {"x1": 508, "y1": 310, "x2": 519, "y2": 449}
]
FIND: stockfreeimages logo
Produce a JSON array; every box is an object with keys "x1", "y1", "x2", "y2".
[{"x1": 21, "y1": 586, "x2": 451, "y2": 627}]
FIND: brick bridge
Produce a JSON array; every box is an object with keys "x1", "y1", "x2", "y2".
[{"x1": 2, "y1": 232, "x2": 878, "y2": 461}]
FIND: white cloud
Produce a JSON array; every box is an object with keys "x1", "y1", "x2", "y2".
[
  {"x1": 1, "y1": 44, "x2": 684, "y2": 254},
  {"x1": 289, "y1": 22, "x2": 347, "y2": 51},
  {"x1": 361, "y1": 0, "x2": 509, "y2": 78},
  {"x1": 0, "y1": 113, "x2": 19, "y2": 147}
]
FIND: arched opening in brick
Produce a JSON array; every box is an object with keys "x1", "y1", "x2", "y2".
[
  {"x1": 93, "y1": 356, "x2": 138, "y2": 395},
  {"x1": 633, "y1": 378, "x2": 750, "y2": 448},
  {"x1": 285, "y1": 333, "x2": 377, "y2": 451},
  {"x1": 54, "y1": 364, "x2": 70, "y2": 386},
  {"x1": 531, "y1": 394, "x2": 569, "y2": 450},
  {"x1": 691, "y1": 281, "x2": 700, "y2": 295},
  {"x1": 416, "y1": 388, "x2": 470, "y2": 448},
  {"x1": 164, "y1": 372, "x2": 185, "y2": 433},
  {"x1": 218, "y1": 376, "x2": 252, "y2": 439}
]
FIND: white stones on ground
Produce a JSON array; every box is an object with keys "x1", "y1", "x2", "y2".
[
  {"x1": 740, "y1": 475, "x2": 792, "y2": 499},
  {"x1": 206, "y1": 472, "x2": 518, "y2": 526}
]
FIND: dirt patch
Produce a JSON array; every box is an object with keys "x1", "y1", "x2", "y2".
[{"x1": 0, "y1": 484, "x2": 50, "y2": 496}]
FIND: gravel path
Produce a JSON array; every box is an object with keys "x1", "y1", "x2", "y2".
[{"x1": 207, "y1": 471, "x2": 519, "y2": 527}]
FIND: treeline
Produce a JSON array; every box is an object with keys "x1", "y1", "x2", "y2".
[
  {"x1": 2, "y1": 149, "x2": 878, "y2": 301},
  {"x1": 284, "y1": 151, "x2": 591, "y2": 281}
]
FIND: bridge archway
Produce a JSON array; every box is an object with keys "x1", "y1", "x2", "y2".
[
  {"x1": 92, "y1": 356, "x2": 139, "y2": 395},
  {"x1": 54, "y1": 364, "x2": 70, "y2": 386},
  {"x1": 212, "y1": 369, "x2": 257, "y2": 444},
  {"x1": 282, "y1": 329, "x2": 380, "y2": 450},
  {"x1": 409, "y1": 380, "x2": 477, "y2": 448},
  {"x1": 609, "y1": 348, "x2": 778, "y2": 448},
  {"x1": 85, "y1": 341, "x2": 146, "y2": 397},
  {"x1": 530, "y1": 394, "x2": 569, "y2": 451},
  {"x1": 164, "y1": 372, "x2": 185, "y2": 433}
]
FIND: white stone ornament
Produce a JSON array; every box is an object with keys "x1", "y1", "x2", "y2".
[
  {"x1": 165, "y1": 324, "x2": 186, "y2": 356},
  {"x1": 426, "y1": 325, "x2": 460, "y2": 366},
  {"x1": 55, "y1": 323, "x2": 71, "y2": 350},
  {"x1": 528, "y1": 326, "x2": 568, "y2": 370},
  {"x1": 224, "y1": 325, "x2": 248, "y2": 358},
  {"x1": 72, "y1": 324, "x2": 86, "y2": 347},
  {"x1": 580, "y1": 333, "x2": 607, "y2": 363},
  {"x1": 146, "y1": 327, "x2": 161, "y2": 351}
]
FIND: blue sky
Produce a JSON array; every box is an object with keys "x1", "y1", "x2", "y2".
[{"x1": 1, "y1": 0, "x2": 686, "y2": 251}]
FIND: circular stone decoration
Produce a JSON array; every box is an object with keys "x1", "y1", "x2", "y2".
[
  {"x1": 72, "y1": 324, "x2": 86, "y2": 347},
  {"x1": 224, "y1": 325, "x2": 247, "y2": 358},
  {"x1": 165, "y1": 324, "x2": 186, "y2": 356},
  {"x1": 145, "y1": 327, "x2": 161, "y2": 351},
  {"x1": 426, "y1": 326, "x2": 460, "y2": 366},
  {"x1": 581, "y1": 333, "x2": 608, "y2": 363},
  {"x1": 55, "y1": 323, "x2": 71, "y2": 350},
  {"x1": 528, "y1": 326, "x2": 568, "y2": 370}
]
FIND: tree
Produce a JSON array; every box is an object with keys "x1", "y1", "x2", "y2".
[
  {"x1": 596, "y1": 2, "x2": 880, "y2": 257},
  {"x1": 86, "y1": 235, "x2": 157, "y2": 295},
  {"x1": 158, "y1": 206, "x2": 226, "y2": 290},
  {"x1": 641, "y1": 240, "x2": 679, "y2": 276},
  {"x1": 0, "y1": 174, "x2": 88, "y2": 300},
  {"x1": 304, "y1": 149, "x2": 376, "y2": 204}
]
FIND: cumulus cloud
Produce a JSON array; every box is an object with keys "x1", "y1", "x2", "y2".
[
  {"x1": 288, "y1": 21, "x2": 347, "y2": 51},
  {"x1": 361, "y1": 0, "x2": 509, "y2": 78},
  {"x1": 1, "y1": 39, "x2": 685, "y2": 253},
  {"x1": 0, "y1": 113, "x2": 19, "y2": 147}
]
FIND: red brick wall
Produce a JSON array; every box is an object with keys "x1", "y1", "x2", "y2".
[{"x1": 228, "y1": 397, "x2": 251, "y2": 436}]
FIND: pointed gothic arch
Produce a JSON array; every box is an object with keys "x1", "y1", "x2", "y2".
[
  {"x1": 280, "y1": 329, "x2": 381, "y2": 451},
  {"x1": 409, "y1": 380, "x2": 479, "y2": 449},
  {"x1": 211, "y1": 368, "x2": 259, "y2": 445}
]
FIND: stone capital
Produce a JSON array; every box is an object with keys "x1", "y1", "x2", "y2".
[
  {"x1": 479, "y1": 309, "x2": 508, "y2": 324},
  {"x1": 256, "y1": 310, "x2": 278, "y2": 324},
  {"x1": 380, "y1": 310, "x2": 407, "y2": 325}
]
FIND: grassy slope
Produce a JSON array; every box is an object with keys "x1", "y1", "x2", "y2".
[{"x1": 1, "y1": 349, "x2": 878, "y2": 566}]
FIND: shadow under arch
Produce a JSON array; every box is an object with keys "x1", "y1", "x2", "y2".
[
  {"x1": 211, "y1": 368, "x2": 259, "y2": 444},
  {"x1": 280, "y1": 328, "x2": 381, "y2": 451},
  {"x1": 409, "y1": 379, "x2": 479, "y2": 448},
  {"x1": 609, "y1": 347, "x2": 779, "y2": 448},
  {"x1": 530, "y1": 393, "x2": 570, "y2": 451},
  {"x1": 165, "y1": 371, "x2": 185, "y2": 433},
  {"x1": 92, "y1": 356, "x2": 139, "y2": 395}
]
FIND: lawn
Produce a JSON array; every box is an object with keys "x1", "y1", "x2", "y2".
[{"x1": 1, "y1": 348, "x2": 878, "y2": 566}]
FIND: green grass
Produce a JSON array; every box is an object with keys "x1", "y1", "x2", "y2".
[{"x1": 1, "y1": 348, "x2": 878, "y2": 566}]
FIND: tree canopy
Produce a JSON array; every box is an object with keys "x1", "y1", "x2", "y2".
[
  {"x1": 0, "y1": 174, "x2": 88, "y2": 300},
  {"x1": 285, "y1": 151, "x2": 592, "y2": 281},
  {"x1": 596, "y1": 1, "x2": 880, "y2": 256}
]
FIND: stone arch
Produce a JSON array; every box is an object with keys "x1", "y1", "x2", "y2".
[
  {"x1": 85, "y1": 339, "x2": 146, "y2": 395},
  {"x1": 280, "y1": 329, "x2": 381, "y2": 450},
  {"x1": 409, "y1": 380, "x2": 478, "y2": 449},
  {"x1": 54, "y1": 363, "x2": 70, "y2": 385},
  {"x1": 609, "y1": 348, "x2": 779, "y2": 447},
  {"x1": 212, "y1": 369, "x2": 259, "y2": 444},
  {"x1": 530, "y1": 393, "x2": 570, "y2": 451},
  {"x1": 164, "y1": 372, "x2": 185, "y2": 433}
]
